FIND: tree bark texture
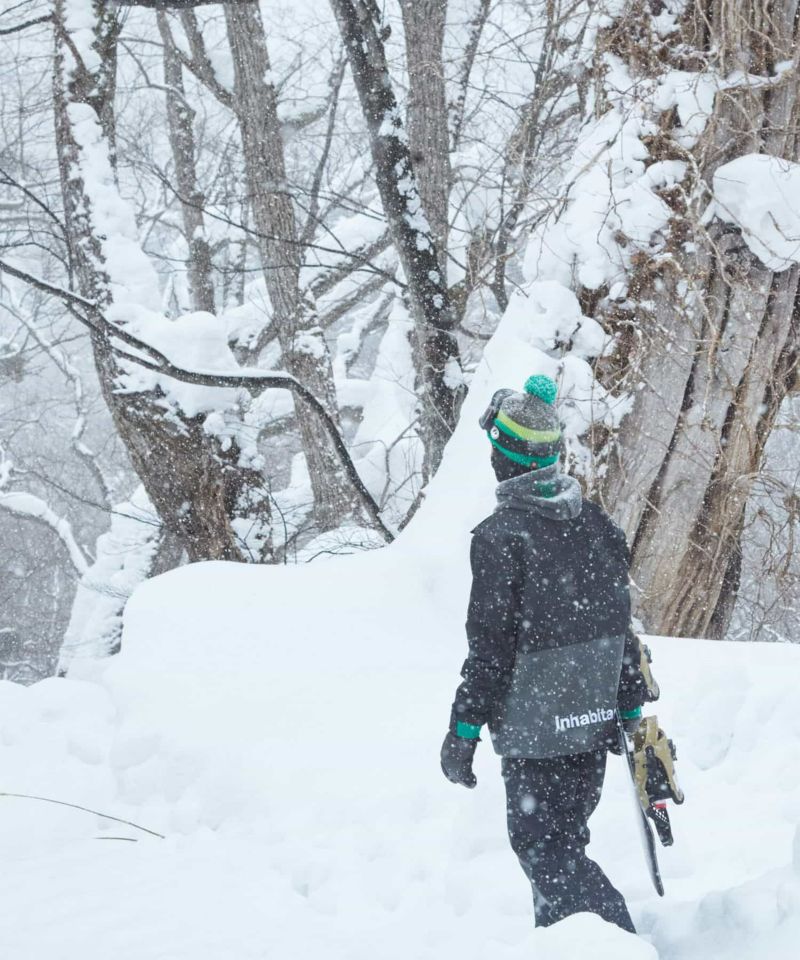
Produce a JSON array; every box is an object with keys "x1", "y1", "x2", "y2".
[
  {"x1": 399, "y1": 0, "x2": 450, "y2": 278},
  {"x1": 329, "y1": 0, "x2": 465, "y2": 478},
  {"x1": 592, "y1": 0, "x2": 800, "y2": 639},
  {"x1": 156, "y1": 11, "x2": 216, "y2": 314},
  {"x1": 52, "y1": 0, "x2": 272, "y2": 565},
  {"x1": 223, "y1": 1, "x2": 361, "y2": 531}
]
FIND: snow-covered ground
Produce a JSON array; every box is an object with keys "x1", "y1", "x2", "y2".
[
  {"x1": 1, "y1": 334, "x2": 798, "y2": 959},
  {"x1": 1, "y1": 526, "x2": 798, "y2": 957}
]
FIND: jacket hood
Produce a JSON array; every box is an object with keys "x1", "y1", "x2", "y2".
[{"x1": 494, "y1": 465, "x2": 583, "y2": 521}]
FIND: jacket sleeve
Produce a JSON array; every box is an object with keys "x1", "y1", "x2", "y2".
[
  {"x1": 449, "y1": 527, "x2": 521, "y2": 733},
  {"x1": 609, "y1": 522, "x2": 661, "y2": 713},
  {"x1": 617, "y1": 627, "x2": 659, "y2": 713}
]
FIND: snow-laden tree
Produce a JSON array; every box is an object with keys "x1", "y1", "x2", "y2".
[
  {"x1": 49, "y1": 0, "x2": 279, "y2": 565},
  {"x1": 4, "y1": 0, "x2": 798, "y2": 678},
  {"x1": 526, "y1": 0, "x2": 800, "y2": 639}
]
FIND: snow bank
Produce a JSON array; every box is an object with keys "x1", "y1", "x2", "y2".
[{"x1": 2, "y1": 557, "x2": 799, "y2": 960}]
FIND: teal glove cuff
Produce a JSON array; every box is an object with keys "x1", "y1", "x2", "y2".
[
  {"x1": 620, "y1": 706, "x2": 642, "y2": 721},
  {"x1": 455, "y1": 721, "x2": 482, "y2": 739}
]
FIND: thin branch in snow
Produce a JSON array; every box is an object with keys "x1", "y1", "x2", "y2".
[{"x1": 0, "y1": 792, "x2": 165, "y2": 839}]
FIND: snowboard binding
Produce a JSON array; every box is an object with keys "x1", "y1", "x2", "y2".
[{"x1": 631, "y1": 715, "x2": 685, "y2": 847}]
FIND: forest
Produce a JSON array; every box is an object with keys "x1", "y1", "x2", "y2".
[
  {"x1": 1, "y1": 3, "x2": 799, "y2": 959},
  {"x1": 2, "y1": 1, "x2": 798, "y2": 681}
]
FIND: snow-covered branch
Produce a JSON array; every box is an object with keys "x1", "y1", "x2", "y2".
[
  {"x1": 0, "y1": 480, "x2": 89, "y2": 577},
  {"x1": 0, "y1": 257, "x2": 394, "y2": 543}
]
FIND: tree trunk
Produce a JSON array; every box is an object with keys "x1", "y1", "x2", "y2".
[
  {"x1": 399, "y1": 0, "x2": 450, "y2": 279},
  {"x1": 223, "y1": 2, "x2": 360, "y2": 531},
  {"x1": 52, "y1": 0, "x2": 272, "y2": 564},
  {"x1": 329, "y1": 0, "x2": 465, "y2": 478},
  {"x1": 157, "y1": 11, "x2": 215, "y2": 314},
  {"x1": 592, "y1": 0, "x2": 800, "y2": 639}
]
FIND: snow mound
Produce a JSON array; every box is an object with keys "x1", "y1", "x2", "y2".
[{"x1": 534, "y1": 913, "x2": 658, "y2": 959}]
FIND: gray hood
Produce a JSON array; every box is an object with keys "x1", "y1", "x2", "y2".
[{"x1": 495, "y1": 465, "x2": 583, "y2": 521}]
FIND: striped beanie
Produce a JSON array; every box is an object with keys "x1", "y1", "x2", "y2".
[{"x1": 485, "y1": 374, "x2": 563, "y2": 469}]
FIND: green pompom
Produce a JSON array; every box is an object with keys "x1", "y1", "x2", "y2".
[{"x1": 524, "y1": 374, "x2": 557, "y2": 405}]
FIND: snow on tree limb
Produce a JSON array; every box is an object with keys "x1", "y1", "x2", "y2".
[
  {"x1": 0, "y1": 257, "x2": 394, "y2": 543},
  {"x1": 0, "y1": 488, "x2": 89, "y2": 576}
]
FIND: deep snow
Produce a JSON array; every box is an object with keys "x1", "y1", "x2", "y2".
[
  {"x1": 2, "y1": 558, "x2": 799, "y2": 960},
  {"x1": 1, "y1": 331, "x2": 799, "y2": 959},
  {"x1": 1, "y1": 528, "x2": 799, "y2": 958}
]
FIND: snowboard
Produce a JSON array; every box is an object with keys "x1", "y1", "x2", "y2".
[{"x1": 616, "y1": 711, "x2": 665, "y2": 897}]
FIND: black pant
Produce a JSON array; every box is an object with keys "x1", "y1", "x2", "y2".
[{"x1": 502, "y1": 749, "x2": 635, "y2": 933}]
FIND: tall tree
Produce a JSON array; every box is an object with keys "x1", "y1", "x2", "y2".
[
  {"x1": 52, "y1": 0, "x2": 271, "y2": 563},
  {"x1": 399, "y1": 0, "x2": 450, "y2": 279},
  {"x1": 554, "y1": 0, "x2": 800, "y2": 638},
  {"x1": 156, "y1": 10, "x2": 215, "y2": 314},
  {"x1": 223, "y1": 2, "x2": 361, "y2": 530},
  {"x1": 329, "y1": 0, "x2": 466, "y2": 478},
  {"x1": 174, "y1": 4, "x2": 361, "y2": 530}
]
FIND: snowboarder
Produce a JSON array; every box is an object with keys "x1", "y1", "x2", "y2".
[{"x1": 440, "y1": 373, "x2": 669, "y2": 933}]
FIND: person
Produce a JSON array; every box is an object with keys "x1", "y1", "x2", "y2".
[{"x1": 440, "y1": 373, "x2": 661, "y2": 933}]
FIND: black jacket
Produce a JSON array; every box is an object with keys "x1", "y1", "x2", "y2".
[{"x1": 450, "y1": 472, "x2": 649, "y2": 757}]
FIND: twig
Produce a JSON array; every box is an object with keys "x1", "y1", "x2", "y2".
[{"x1": 0, "y1": 792, "x2": 165, "y2": 839}]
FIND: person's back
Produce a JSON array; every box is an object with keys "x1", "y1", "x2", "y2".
[
  {"x1": 472, "y1": 494, "x2": 634, "y2": 759},
  {"x1": 440, "y1": 374, "x2": 668, "y2": 933}
]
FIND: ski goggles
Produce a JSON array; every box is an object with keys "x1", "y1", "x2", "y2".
[{"x1": 478, "y1": 388, "x2": 514, "y2": 431}]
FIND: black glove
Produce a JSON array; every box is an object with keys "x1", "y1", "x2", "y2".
[{"x1": 440, "y1": 732, "x2": 478, "y2": 789}]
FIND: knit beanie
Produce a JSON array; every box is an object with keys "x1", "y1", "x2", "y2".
[{"x1": 484, "y1": 374, "x2": 562, "y2": 469}]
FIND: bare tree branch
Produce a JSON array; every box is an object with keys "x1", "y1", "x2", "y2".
[
  {"x1": 305, "y1": 229, "x2": 395, "y2": 298},
  {"x1": 174, "y1": 8, "x2": 234, "y2": 109},
  {"x1": 298, "y1": 55, "x2": 347, "y2": 250},
  {"x1": 0, "y1": 13, "x2": 51, "y2": 36},
  {"x1": 450, "y1": 0, "x2": 491, "y2": 152},
  {"x1": 0, "y1": 292, "x2": 112, "y2": 508}
]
